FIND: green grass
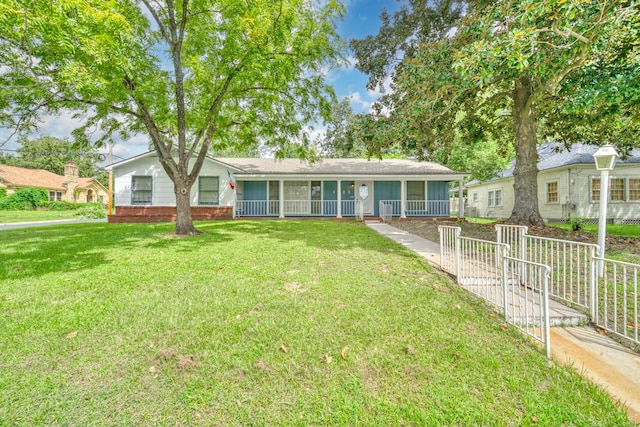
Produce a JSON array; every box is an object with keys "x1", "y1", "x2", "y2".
[
  {"x1": 0, "y1": 209, "x2": 79, "y2": 223},
  {"x1": 465, "y1": 217, "x2": 497, "y2": 224},
  {"x1": 550, "y1": 222, "x2": 640, "y2": 237},
  {"x1": 0, "y1": 221, "x2": 634, "y2": 426}
]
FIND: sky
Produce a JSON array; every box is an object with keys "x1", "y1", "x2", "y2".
[{"x1": 0, "y1": 0, "x2": 401, "y2": 163}]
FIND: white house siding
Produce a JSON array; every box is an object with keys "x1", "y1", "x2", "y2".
[
  {"x1": 574, "y1": 164, "x2": 640, "y2": 223},
  {"x1": 467, "y1": 163, "x2": 640, "y2": 223},
  {"x1": 466, "y1": 179, "x2": 514, "y2": 219},
  {"x1": 113, "y1": 154, "x2": 235, "y2": 208}
]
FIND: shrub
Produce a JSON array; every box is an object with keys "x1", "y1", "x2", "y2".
[
  {"x1": 48, "y1": 201, "x2": 79, "y2": 211},
  {"x1": 569, "y1": 217, "x2": 587, "y2": 232},
  {"x1": 0, "y1": 188, "x2": 6, "y2": 200},
  {"x1": 73, "y1": 204, "x2": 107, "y2": 219},
  {"x1": 0, "y1": 187, "x2": 48, "y2": 210}
]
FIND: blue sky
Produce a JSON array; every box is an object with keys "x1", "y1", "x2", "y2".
[{"x1": 1, "y1": 0, "x2": 400, "y2": 162}]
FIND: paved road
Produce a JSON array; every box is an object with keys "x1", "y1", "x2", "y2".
[{"x1": 0, "y1": 218, "x2": 107, "y2": 231}]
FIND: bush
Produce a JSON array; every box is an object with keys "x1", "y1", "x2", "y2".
[
  {"x1": 569, "y1": 217, "x2": 587, "y2": 231},
  {"x1": 73, "y1": 204, "x2": 107, "y2": 219},
  {"x1": 48, "y1": 201, "x2": 79, "y2": 211},
  {"x1": 0, "y1": 188, "x2": 6, "y2": 200},
  {"x1": 0, "y1": 187, "x2": 48, "y2": 210}
]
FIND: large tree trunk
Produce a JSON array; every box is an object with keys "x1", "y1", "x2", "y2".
[
  {"x1": 173, "y1": 175, "x2": 201, "y2": 235},
  {"x1": 509, "y1": 76, "x2": 545, "y2": 226}
]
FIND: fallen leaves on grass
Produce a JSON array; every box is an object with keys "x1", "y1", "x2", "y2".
[
  {"x1": 280, "y1": 344, "x2": 288, "y2": 353},
  {"x1": 341, "y1": 346, "x2": 349, "y2": 360},
  {"x1": 405, "y1": 345, "x2": 416, "y2": 355},
  {"x1": 324, "y1": 354, "x2": 332, "y2": 364},
  {"x1": 65, "y1": 331, "x2": 78, "y2": 339},
  {"x1": 499, "y1": 324, "x2": 509, "y2": 332}
]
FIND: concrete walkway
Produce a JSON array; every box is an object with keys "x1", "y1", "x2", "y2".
[{"x1": 366, "y1": 221, "x2": 640, "y2": 423}]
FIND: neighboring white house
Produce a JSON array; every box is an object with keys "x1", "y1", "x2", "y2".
[
  {"x1": 107, "y1": 151, "x2": 468, "y2": 223},
  {"x1": 465, "y1": 142, "x2": 640, "y2": 224}
]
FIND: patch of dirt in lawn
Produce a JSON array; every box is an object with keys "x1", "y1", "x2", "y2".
[{"x1": 389, "y1": 219, "x2": 639, "y2": 257}]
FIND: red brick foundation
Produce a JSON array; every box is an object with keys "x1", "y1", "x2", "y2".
[{"x1": 108, "y1": 206, "x2": 233, "y2": 223}]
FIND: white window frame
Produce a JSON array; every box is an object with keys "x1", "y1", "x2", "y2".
[
  {"x1": 546, "y1": 181, "x2": 559, "y2": 204},
  {"x1": 591, "y1": 176, "x2": 640, "y2": 203},
  {"x1": 131, "y1": 176, "x2": 153, "y2": 205},
  {"x1": 488, "y1": 189, "x2": 502, "y2": 207},
  {"x1": 198, "y1": 176, "x2": 219, "y2": 206}
]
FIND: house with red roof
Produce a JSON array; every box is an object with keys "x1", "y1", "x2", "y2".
[{"x1": 0, "y1": 162, "x2": 108, "y2": 204}]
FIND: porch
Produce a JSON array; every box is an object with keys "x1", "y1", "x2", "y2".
[{"x1": 234, "y1": 179, "x2": 462, "y2": 219}]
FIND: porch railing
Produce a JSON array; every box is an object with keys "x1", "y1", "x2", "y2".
[
  {"x1": 378, "y1": 200, "x2": 450, "y2": 218},
  {"x1": 236, "y1": 199, "x2": 356, "y2": 217}
]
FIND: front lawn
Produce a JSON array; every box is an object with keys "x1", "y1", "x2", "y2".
[
  {"x1": 0, "y1": 209, "x2": 79, "y2": 223},
  {"x1": 0, "y1": 221, "x2": 634, "y2": 425}
]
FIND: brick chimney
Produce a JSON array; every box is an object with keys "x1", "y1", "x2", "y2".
[{"x1": 64, "y1": 161, "x2": 78, "y2": 201}]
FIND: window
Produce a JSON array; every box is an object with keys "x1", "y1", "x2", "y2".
[
  {"x1": 48, "y1": 191, "x2": 62, "y2": 201},
  {"x1": 198, "y1": 176, "x2": 219, "y2": 205},
  {"x1": 132, "y1": 176, "x2": 152, "y2": 205},
  {"x1": 610, "y1": 178, "x2": 625, "y2": 201},
  {"x1": 546, "y1": 181, "x2": 558, "y2": 203},
  {"x1": 488, "y1": 189, "x2": 502, "y2": 207},
  {"x1": 488, "y1": 190, "x2": 502, "y2": 206},
  {"x1": 407, "y1": 181, "x2": 425, "y2": 200},
  {"x1": 591, "y1": 178, "x2": 601, "y2": 202},
  {"x1": 630, "y1": 179, "x2": 640, "y2": 201},
  {"x1": 407, "y1": 181, "x2": 425, "y2": 211},
  {"x1": 472, "y1": 192, "x2": 478, "y2": 203},
  {"x1": 592, "y1": 177, "x2": 640, "y2": 202}
]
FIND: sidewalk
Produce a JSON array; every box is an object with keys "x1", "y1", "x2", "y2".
[{"x1": 366, "y1": 221, "x2": 640, "y2": 423}]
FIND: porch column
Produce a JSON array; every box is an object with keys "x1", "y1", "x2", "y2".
[
  {"x1": 337, "y1": 179, "x2": 342, "y2": 218},
  {"x1": 400, "y1": 179, "x2": 407, "y2": 219},
  {"x1": 458, "y1": 178, "x2": 464, "y2": 218},
  {"x1": 279, "y1": 180, "x2": 285, "y2": 218}
]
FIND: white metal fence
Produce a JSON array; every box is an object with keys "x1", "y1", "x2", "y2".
[
  {"x1": 594, "y1": 257, "x2": 640, "y2": 346},
  {"x1": 502, "y1": 256, "x2": 551, "y2": 358},
  {"x1": 440, "y1": 225, "x2": 552, "y2": 357},
  {"x1": 443, "y1": 224, "x2": 640, "y2": 351}
]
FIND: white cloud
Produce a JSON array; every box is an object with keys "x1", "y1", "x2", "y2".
[
  {"x1": 366, "y1": 75, "x2": 393, "y2": 98},
  {"x1": 344, "y1": 92, "x2": 370, "y2": 111}
]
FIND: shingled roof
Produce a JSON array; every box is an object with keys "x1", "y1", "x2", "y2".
[
  {"x1": 467, "y1": 142, "x2": 640, "y2": 186},
  {"x1": 0, "y1": 164, "x2": 103, "y2": 191},
  {"x1": 216, "y1": 157, "x2": 460, "y2": 176}
]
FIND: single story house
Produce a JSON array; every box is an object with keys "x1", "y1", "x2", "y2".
[
  {"x1": 465, "y1": 142, "x2": 640, "y2": 224},
  {"x1": 107, "y1": 151, "x2": 468, "y2": 223},
  {"x1": 0, "y1": 162, "x2": 109, "y2": 204}
]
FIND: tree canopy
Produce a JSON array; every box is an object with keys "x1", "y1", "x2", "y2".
[
  {"x1": 0, "y1": 0, "x2": 345, "y2": 234},
  {"x1": 352, "y1": 0, "x2": 639, "y2": 225}
]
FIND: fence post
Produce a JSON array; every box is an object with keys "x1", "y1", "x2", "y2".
[
  {"x1": 502, "y1": 248, "x2": 509, "y2": 320},
  {"x1": 542, "y1": 265, "x2": 551, "y2": 358},
  {"x1": 455, "y1": 227, "x2": 461, "y2": 282},
  {"x1": 590, "y1": 247, "x2": 597, "y2": 320}
]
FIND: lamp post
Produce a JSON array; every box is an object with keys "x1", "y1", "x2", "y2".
[{"x1": 593, "y1": 144, "x2": 618, "y2": 276}]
